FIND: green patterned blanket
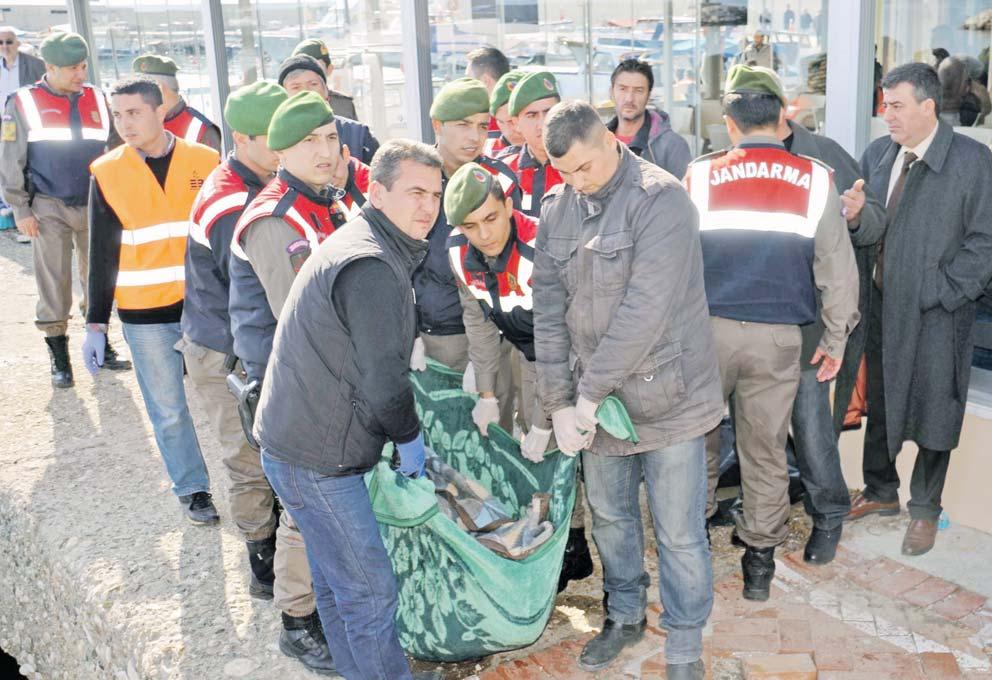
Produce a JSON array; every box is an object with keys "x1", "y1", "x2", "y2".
[{"x1": 365, "y1": 359, "x2": 577, "y2": 662}]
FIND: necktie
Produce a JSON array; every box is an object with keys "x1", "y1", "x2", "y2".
[{"x1": 874, "y1": 151, "x2": 918, "y2": 291}]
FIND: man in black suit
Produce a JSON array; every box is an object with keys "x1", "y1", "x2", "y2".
[{"x1": 0, "y1": 27, "x2": 45, "y2": 106}]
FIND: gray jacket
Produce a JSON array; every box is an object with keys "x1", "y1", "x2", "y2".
[
  {"x1": 858, "y1": 122, "x2": 992, "y2": 455},
  {"x1": 533, "y1": 143, "x2": 724, "y2": 455},
  {"x1": 606, "y1": 109, "x2": 692, "y2": 179}
]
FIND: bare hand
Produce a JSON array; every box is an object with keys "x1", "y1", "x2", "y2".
[
  {"x1": 16, "y1": 214, "x2": 38, "y2": 238},
  {"x1": 840, "y1": 179, "x2": 866, "y2": 223},
  {"x1": 333, "y1": 144, "x2": 352, "y2": 189},
  {"x1": 811, "y1": 348, "x2": 842, "y2": 382}
]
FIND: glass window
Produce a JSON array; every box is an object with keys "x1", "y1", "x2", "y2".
[
  {"x1": 220, "y1": 0, "x2": 411, "y2": 140},
  {"x1": 90, "y1": 0, "x2": 214, "y2": 119},
  {"x1": 427, "y1": 1, "x2": 829, "y2": 156}
]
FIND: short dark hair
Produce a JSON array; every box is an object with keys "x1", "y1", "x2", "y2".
[
  {"x1": 465, "y1": 46, "x2": 510, "y2": 81},
  {"x1": 370, "y1": 139, "x2": 442, "y2": 191},
  {"x1": 110, "y1": 76, "x2": 163, "y2": 109},
  {"x1": 610, "y1": 58, "x2": 654, "y2": 91},
  {"x1": 544, "y1": 100, "x2": 605, "y2": 158},
  {"x1": 881, "y1": 62, "x2": 942, "y2": 115},
  {"x1": 721, "y1": 92, "x2": 782, "y2": 133}
]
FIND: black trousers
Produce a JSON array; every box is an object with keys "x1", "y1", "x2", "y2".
[{"x1": 862, "y1": 284, "x2": 950, "y2": 521}]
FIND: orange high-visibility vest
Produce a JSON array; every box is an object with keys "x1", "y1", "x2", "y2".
[{"x1": 90, "y1": 138, "x2": 219, "y2": 311}]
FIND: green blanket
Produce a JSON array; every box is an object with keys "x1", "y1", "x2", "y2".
[{"x1": 366, "y1": 359, "x2": 577, "y2": 661}]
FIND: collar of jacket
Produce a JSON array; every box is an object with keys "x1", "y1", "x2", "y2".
[
  {"x1": 606, "y1": 111, "x2": 654, "y2": 154},
  {"x1": 227, "y1": 152, "x2": 268, "y2": 191},
  {"x1": 38, "y1": 76, "x2": 80, "y2": 101},
  {"x1": 278, "y1": 168, "x2": 339, "y2": 205},
  {"x1": 165, "y1": 98, "x2": 188, "y2": 122},
  {"x1": 915, "y1": 120, "x2": 953, "y2": 173},
  {"x1": 737, "y1": 133, "x2": 785, "y2": 149},
  {"x1": 463, "y1": 216, "x2": 519, "y2": 274},
  {"x1": 362, "y1": 204, "x2": 429, "y2": 274},
  {"x1": 519, "y1": 144, "x2": 547, "y2": 170},
  {"x1": 583, "y1": 142, "x2": 634, "y2": 210},
  {"x1": 784, "y1": 119, "x2": 817, "y2": 155},
  {"x1": 135, "y1": 130, "x2": 176, "y2": 160}
]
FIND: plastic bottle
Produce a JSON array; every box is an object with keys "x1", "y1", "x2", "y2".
[{"x1": 938, "y1": 511, "x2": 950, "y2": 531}]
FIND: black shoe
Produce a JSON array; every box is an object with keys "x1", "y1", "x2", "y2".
[
  {"x1": 666, "y1": 659, "x2": 705, "y2": 680},
  {"x1": 179, "y1": 491, "x2": 219, "y2": 525},
  {"x1": 741, "y1": 545, "x2": 776, "y2": 601},
  {"x1": 280, "y1": 612, "x2": 336, "y2": 675},
  {"x1": 44, "y1": 335, "x2": 73, "y2": 388},
  {"x1": 804, "y1": 525, "x2": 842, "y2": 565},
  {"x1": 102, "y1": 338, "x2": 132, "y2": 371},
  {"x1": 557, "y1": 528, "x2": 594, "y2": 593},
  {"x1": 578, "y1": 618, "x2": 646, "y2": 671},
  {"x1": 246, "y1": 535, "x2": 276, "y2": 599},
  {"x1": 730, "y1": 529, "x2": 746, "y2": 549}
]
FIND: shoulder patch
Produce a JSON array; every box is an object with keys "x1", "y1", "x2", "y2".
[
  {"x1": 1, "y1": 120, "x2": 15, "y2": 142},
  {"x1": 286, "y1": 238, "x2": 311, "y2": 273}
]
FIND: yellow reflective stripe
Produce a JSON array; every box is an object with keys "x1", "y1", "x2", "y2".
[
  {"x1": 116, "y1": 266, "x2": 186, "y2": 287},
  {"x1": 119, "y1": 221, "x2": 190, "y2": 246}
]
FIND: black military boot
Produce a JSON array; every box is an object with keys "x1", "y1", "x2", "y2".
[
  {"x1": 557, "y1": 528, "x2": 594, "y2": 593},
  {"x1": 742, "y1": 545, "x2": 776, "y2": 601},
  {"x1": 280, "y1": 611, "x2": 335, "y2": 675},
  {"x1": 246, "y1": 535, "x2": 276, "y2": 600},
  {"x1": 102, "y1": 337, "x2": 132, "y2": 371},
  {"x1": 44, "y1": 335, "x2": 73, "y2": 388},
  {"x1": 578, "y1": 618, "x2": 646, "y2": 671}
]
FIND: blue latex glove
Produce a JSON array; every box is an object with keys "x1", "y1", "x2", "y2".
[
  {"x1": 82, "y1": 329, "x2": 106, "y2": 375},
  {"x1": 396, "y1": 433, "x2": 426, "y2": 479}
]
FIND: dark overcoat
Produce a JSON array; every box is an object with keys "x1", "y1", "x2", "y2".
[{"x1": 855, "y1": 121, "x2": 992, "y2": 456}]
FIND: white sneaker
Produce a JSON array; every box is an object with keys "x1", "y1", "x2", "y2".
[{"x1": 15, "y1": 232, "x2": 30, "y2": 243}]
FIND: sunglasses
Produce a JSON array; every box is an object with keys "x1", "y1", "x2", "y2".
[{"x1": 0, "y1": 40, "x2": 14, "y2": 45}]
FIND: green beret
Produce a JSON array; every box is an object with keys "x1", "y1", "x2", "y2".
[
  {"x1": 132, "y1": 54, "x2": 179, "y2": 76},
  {"x1": 444, "y1": 162, "x2": 493, "y2": 227},
  {"x1": 725, "y1": 64, "x2": 785, "y2": 105},
  {"x1": 267, "y1": 91, "x2": 335, "y2": 151},
  {"x1": 429, "y1": 77, "x2": 490, "y2": 122},
  {"x1": 508, "y1": 71, "x2": 560, "y2": 117},
  {"x1": 39, "y1": 32, "x2": 88, "y2": 68},
  {"x1": 293, "y1": 38, "x2": 331, "y2": 67},
  {"x1": 224, "y1": 80, "x2": 288, "y2": 136},
  {"x1": 490, "y1": 70, "x2": 525, "y2": 115}
]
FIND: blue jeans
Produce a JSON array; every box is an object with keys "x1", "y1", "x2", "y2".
[
  {"x1": 261, "y1": 452, "x2": 411, "y2": 680},
  {"x1": 582, "y1": 436, "x2": 713, "y2": 665},
  {"x1": 122, "y1": 322, "x2": 210, "y2": 497},
  {"x1": 791, "y1": 369, "x2": 851, "y2": 529}
]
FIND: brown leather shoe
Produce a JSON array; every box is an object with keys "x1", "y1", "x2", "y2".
[
  {"x1": 845, "y1": 491, "x2": 900, "y2": 522},
  {"x1": 902, "y1": 519, "x2": 938, "y2": 556}
]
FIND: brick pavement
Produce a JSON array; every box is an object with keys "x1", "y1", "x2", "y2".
[{"x1": 477, "y1": 545, "x2": 992, "y2": 679}]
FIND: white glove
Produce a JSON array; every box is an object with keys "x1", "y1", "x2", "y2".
[
  {"x1": 471, "y1": 396, "x2": 500, "y2": 437},
  {"x1": 551, "y1": 407, "x2": 594, "y2": 456},
  {"x1": 462, "y1": 361, "x2": 477, "y2": 393},
  {"x1": 575, "y1": 394, "x2": 599, "y2": 434},
  {"x1": 410, "y1": 337, "x2": 427, "y2": 371},
  {"x1": 520, "y1": 427, "x2": 552, "y2": 463}
]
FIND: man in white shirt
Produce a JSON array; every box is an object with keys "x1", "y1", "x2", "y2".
[{"x1": 0, "y1": 27, "x2": 44, "y2": 106}]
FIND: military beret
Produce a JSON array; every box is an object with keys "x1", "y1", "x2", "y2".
[
  {"x1": 725, "y1": 64, "x2": 785, "y2": 105},
  {"x1": 224, "y1": 80, "x2": 288, "y2": 136},
  {"x1": 277, "y1": 54, "x2": 326, "y2": 87},
  {"x1": 39, "y1": 32, "x2": 88, "y2": 68},
  {"x1": 490, "y1": 70, "x2": 525, "y2": 115},
  {"x1": 429, "y1": 77, "x2": 490, "y2": 122},
  {"x1": 508, "y1": 71, "x2": 560, "y2": 117},
  {"x1": 267, "y1": 90, "x2": 335, "y2": 151},
  {"x1": 444, "y1": 162, "x2": 494, "y2": 227},
  {"x1": 133, "y1": 54, "x2": 179, "y2": 76},
  {"x1": 293, "y1": 38, "x2": 331, "y2": 67}
]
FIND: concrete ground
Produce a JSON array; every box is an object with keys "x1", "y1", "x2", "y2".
[{"x1": 0, "y1": 228, "x2": 990, "y2": 679}]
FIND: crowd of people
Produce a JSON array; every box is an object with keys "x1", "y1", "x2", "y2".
[{"x1": 4, "y1": 26, "x2": 992, "y2": 680}]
